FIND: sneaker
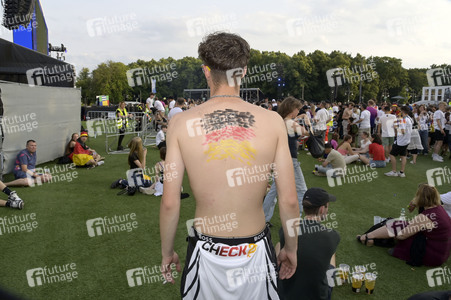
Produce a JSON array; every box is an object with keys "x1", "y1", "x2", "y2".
[
  {"x1": 8, "y1": 199, "x2": 24, "y2": 210},
  {"x1": 181, "y1": 193, "x2": 190, "y2": 199},
  {"x1": 433, "y1": 153, "x2": 444, "y2": 160},
  {"x1": 117, "y1": 146, "x2": 124, "y2": 151},
  {"x1": 8, "y1": 191, "x2": 22, "y2": 201},
  {"x1": 385, "y1": 158, "x2": 390, "y2": 163},
  {"x1": 398, "y1": 172, "x2": 406, "y2": 178},
  {"x1": 410, "y1": 161, "x2": 416, "y2": 164},
  {"x1": 97, "y1": 161, "x2": 105, "y2": 166},
  {"x1": 384, "y1": 171, "x2": 398, "y2": 177},
  {"x1": 433, "y1": 156, "x2": 444, "y2": 162},
  {"x1": 111, "y1": 179, "x2": 122, "y2": 189}
]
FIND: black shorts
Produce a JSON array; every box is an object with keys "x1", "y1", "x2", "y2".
[
  {"x1": 434, "y1": 131, "x2": 445, "y2": 141},
  {"x1": 390, "y1": 144, "x2": 408, "y2": 157}
]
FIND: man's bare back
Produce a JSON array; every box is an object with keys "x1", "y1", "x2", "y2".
[
  {"x1": 160, "y1": 33, "x2": 298, "y2": 293},
  {"x1": 169, "y1": 97, "x2": 287, "y2": 237}
]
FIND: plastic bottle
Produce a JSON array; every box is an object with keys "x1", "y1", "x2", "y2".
[{"x1": 400, "y1": 208, "x2": 406, "y2": 221}]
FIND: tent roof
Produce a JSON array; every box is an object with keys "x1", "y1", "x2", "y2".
[{"x1": 0, "y1": 37, "x2": 74, "y2": 87}]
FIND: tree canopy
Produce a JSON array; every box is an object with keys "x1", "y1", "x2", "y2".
[{"x1": 76, "y1": 49, "x2": 447, "y2": 105}]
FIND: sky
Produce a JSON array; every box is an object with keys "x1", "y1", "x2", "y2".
[{"x1": 1, "y1": 0, "x2": 450, "y2": 74}]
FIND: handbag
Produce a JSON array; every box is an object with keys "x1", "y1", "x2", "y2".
[{"x1": 306, "y1": 131, "x2": 325, "y2": 158}]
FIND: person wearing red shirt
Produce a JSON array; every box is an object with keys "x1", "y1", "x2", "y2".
[{"x1": 359, "y1": 134, "x2": 386, "y2": 167}]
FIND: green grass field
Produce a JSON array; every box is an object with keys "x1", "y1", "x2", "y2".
[{"x1": 0, "y1": 131, "x2": 450, "y2": 300}]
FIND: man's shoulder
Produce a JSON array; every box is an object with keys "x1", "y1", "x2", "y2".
[{"x1": 17, "y1": 149, "x2": 28, "y2": 157}]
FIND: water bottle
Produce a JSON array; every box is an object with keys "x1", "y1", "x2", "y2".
[{"x1": 399, "y1": 208, "x2": 406, "y2": 221}]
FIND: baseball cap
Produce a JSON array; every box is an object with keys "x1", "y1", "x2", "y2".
[{"x1": 303, "y1": 187, "x2": 336, "y2": 207}]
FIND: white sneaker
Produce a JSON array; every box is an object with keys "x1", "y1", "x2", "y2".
[
  {"x1": 8, "y1": 191, "x2": 22, "y2": 201},
  {"x1": 433, "y1": 156, "x2": 444, "y2": 162},
  {"x1": 8, "y1": 199, "x2": 24, "y2": 210},
  {"x1": 384, "y1": 171, "x2": 398, "y2": 177},
  {"x1": 385, "y1": 158, "x2": 390, "y2": 163},
  {"x1": 97, "y1": 161, "x2": 105, "y2": 166},
  {"x1": 398, "y1": 172, "x2": 406, "y2": 178}
]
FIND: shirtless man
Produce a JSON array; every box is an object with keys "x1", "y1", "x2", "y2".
[{"x1": 160, "y1": 32, "x2": 299, "y2": 299}]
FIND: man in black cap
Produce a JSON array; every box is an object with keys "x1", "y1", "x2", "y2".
[{"x1": 277, "y1": 187, "x2": 341, "y2": 300}]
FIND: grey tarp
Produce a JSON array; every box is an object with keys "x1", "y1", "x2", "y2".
[{"x1": 0, "y1": 81, "x2": 80, "y2": 174}]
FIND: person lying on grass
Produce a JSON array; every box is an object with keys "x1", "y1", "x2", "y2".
[{"x1": 0, "y1": 180, "x2": 23, "y2": 209}]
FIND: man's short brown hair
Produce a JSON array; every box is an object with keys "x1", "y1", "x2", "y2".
[{"x1": 198, "y1": 32, "x2": 250, "y2": 86}]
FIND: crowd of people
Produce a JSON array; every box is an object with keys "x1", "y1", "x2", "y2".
[
  {"x1": 157, "y1": 33, "x2": 451, "y2": 300},
  {"x1": 2, "y1": 32, "x2": 450, "y2": 300}
]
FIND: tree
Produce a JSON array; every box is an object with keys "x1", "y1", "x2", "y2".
[
  {"x1": 75, "y1": 68, "x2": 93, "y2": 105},
  {"x1": 91, "y1": 61, "x2": 131, "y2": 104}
]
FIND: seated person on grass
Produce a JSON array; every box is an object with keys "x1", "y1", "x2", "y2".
[
  {"x1": 336, "y1": 135, "x2": 360, "y2": 164},
  {"x1": 58, "y1": 133, "x2": 79, "y2": 164},
  {"x1": 352, "y1": 131, "x2": 371, "y2": 156},
  {"x1": 357, "y1": 184, "x2": 451, "y2": 267},
  {"x1": 69, "y1": 132, "x2": 103, "y2": 168},
  {"x1": 156, "y1": 125, "x2": 167, "y2": 149},
  {"x1": 110, "y1": 136, "x2": 152, "y2": 194},
  {"x1": 358, "y1": 134, "x2": 386, "y2": 168},
  {"x1": 276, "y1": 187, "x2": 340, "y2": 300},
  {"x1": 6, "y1": 140, "x2": 52, "y2": 187},
  {"x1": 148, "y1": 147, "x2": 189, "y2": 199},
  {"x1": 0, "y1": 180, "x2": 24, "y2": 209},
  {"x1": 313, "y1": 143, "x2": 346, "y2": 177}
]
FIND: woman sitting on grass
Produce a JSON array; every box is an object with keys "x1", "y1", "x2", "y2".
[
  {"x1": 358, "y1": 134, "x2": 386, "y2": 168},
  {"x1": 357, "y1": 184, "x2": 451, "y2": 267},
  {"x1": 336, "y1": 135, "x2": 360, "y2": 164},
  {"x1": 353, "y1": 131, "x2": 371, "y2": 156},
  {"x1": 111, "y1": 137, "x2": 152, "y2": 193},
  {"x1": 329, "y1": 132, "x2": 339, "y2": 150}
]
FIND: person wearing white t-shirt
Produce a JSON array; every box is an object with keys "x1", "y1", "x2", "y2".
[
  {"x1": 432, "y1": 102, "x2": 448, "y2": 162},
  {"x1": 313, "y1": 101, "x2": 331, "y2": 141},
  {"x1": 441, "y1": 192, "x2": 451, "y2": 219},
  {"x1": 385, "y1": 106, "x2": 412, "y2": 178},
  {"x1": 351, "y1": 103, "x2": 371, "y2": 147},
  {"x1": 376, "y1": 107, "x2": 384, "y2": 124},
  {"x1": 377, "y1": 106, "x2": 397, "y2": 161},
  {"x1": 146, "y1": 93, "x2": 155, "y2": 111},
  {"x1": 168, "y1": 97, "x2": 176, "y2": 110},
  {"x1": 153, "y1": 98, "x2": 167, "y2": 130},
  {"x1": 168, "y1": 98, "x2": 185, "y2": 121},
  {"x1": 415, "y1": 105, "x2": 430, "y2": 155},
  {"x1": 155, "y1": 125, "x2": 167, "y2": 149}
]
